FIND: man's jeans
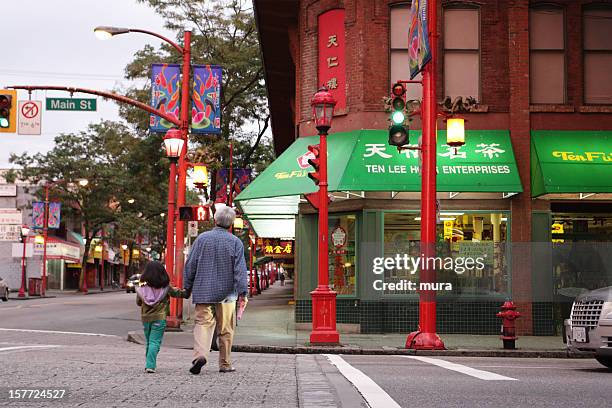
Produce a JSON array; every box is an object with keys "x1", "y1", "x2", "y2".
[
  {"x1": 143, "y1": 320, "x2": 167, "y2": 370},
  {"x1": 193, "y1": 303, "x2": 236, "y2": 369}
]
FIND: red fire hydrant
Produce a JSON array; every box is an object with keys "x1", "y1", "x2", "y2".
[{"x1": 497, "y1": 301, "x2": 521, "y2": 350}]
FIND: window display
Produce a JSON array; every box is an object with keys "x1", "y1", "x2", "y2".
[{"x1": 328, "y1": 214, "x2": 357, "y2": 296}]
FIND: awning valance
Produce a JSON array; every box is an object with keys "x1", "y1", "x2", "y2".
[
  {"x1": 531, "y1": 131, "x2": 612, "y2": 197},
  {"x1": 236, "y1": 129, "x2": 523, "y2": 202}
]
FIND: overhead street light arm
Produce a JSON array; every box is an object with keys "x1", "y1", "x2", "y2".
[
  {"x1": 94, "y1": 26, "x2": 184, "y2": 54},
  {"x1": 7, "y1": 85, "x2": 180, "y2": 127}
]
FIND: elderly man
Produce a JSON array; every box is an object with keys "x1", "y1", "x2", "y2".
[{"x1": 183, "y1": 205, "x2": 248, "y2": 374}]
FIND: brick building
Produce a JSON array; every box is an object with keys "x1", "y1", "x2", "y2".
[{"x1": 238, "y1": 0, "x2": 612, "y2": 335}]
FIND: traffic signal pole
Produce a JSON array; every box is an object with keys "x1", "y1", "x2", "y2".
[{"x1": 405, "y1": 0, "x2": 445, "y2": 350}]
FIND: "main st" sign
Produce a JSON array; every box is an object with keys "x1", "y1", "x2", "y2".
[{"x1": 46, "y1": 97, "x2": 97, "y2": 111}]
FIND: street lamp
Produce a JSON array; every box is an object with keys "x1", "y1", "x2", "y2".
[
  {"x1": 192, "y1": 165, "x2": 208, "y2": 190},
  {"x1": 18, "y1": 225, "x2": 30, "y2": 298},
  {"x1": 94, "y1": 24, "x2": 193, "y2": 328},
  {"x1": 309, "y1": 86, "x2": 340, "y2": 345},
  {"x1": 446, "y1": 117, "x2": 465, "y2": 148}
]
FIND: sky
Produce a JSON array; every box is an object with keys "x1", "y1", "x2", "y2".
[{"x1": 0, "y1": 0, "x2": 174, "y2": 167}]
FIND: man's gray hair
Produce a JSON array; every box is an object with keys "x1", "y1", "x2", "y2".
[{"x1": 214, "y1": 205, "x2": 236, "y2": 228}]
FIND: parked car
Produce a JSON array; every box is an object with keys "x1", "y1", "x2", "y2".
[
  {"x1": 0, "y1": 276, "x2": 9, "y2": 301},
  {"x1": 564, "y1": 286, "x2": 612, "y2": 369},
  {"x1": 126, "y1": 274, "x2": 141, "y2": 293}
]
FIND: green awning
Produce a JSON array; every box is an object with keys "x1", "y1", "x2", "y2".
[
  {"x1": 531, "y1": 131, "x2": 612, "y2": 197},
  {"x1": 236, "y1": 129, "x2": 522, "y2": 202}
]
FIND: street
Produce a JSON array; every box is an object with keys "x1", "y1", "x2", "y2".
[{"x1": 1, "y1": 293, "x2": 611, "y2": 408}]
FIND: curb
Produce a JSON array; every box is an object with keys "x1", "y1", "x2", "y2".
[{"x1": 126, "y1": 331, "x2": 584, "y2": 358}]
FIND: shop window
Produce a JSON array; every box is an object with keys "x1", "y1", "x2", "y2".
[
  {"x1": 328, "y1": 214, "x2": 357, "y2": 296},
  {"x1": 443, "y1": 7, "x2": 480, "y2": 101},
  {"x1": 530, "y1": 6, "x2": 566, "y2": 104},
  {"x1": 390, "y1": 3, "x2": 421, "y2": 101},
  {"x1": 583, "y1": 7, "x2": 612, "y2": 104},
  {"x1": 383, "y1": 212, "x2": 509, "y2": 298}
]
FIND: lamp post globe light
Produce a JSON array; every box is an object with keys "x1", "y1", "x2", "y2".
[
  {"x1": 309, "y1": 86, "x2": 340, "y2": 345},
  {"x1": 18, "y1": 225, "x2": 30, "y2": 298}
]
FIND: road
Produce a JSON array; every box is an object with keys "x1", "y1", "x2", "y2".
[{"x1": 1, "y1": 293, "x2": 610, "y2": 407}]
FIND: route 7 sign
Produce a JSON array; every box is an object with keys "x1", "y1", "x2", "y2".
[{"x1": 18, "y1": 100, "x2": 42, "y2": 135}]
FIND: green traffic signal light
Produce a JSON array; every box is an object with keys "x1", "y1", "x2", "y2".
[
  {"x1": 392, "y1": 110, "x2": 405, "y2": 124},
  {"x1": 0, "y1": 118, "x2": 8, "y2": 128}
]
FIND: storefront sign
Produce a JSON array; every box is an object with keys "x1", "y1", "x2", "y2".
[
  {"x1": 34, "y1": 241, "x2": 81, "y2": 263},
  {"x1": 318, "y1": 9, "x2": 346, "y2": 112},
  {"x1": 0, "y1": 184, "x2": 17, "y2": 196},
  {"x1": 331, "y1": 226, "x2": 347, "y2": 247},
  {"x1": 0, "y1": 208, "x2": 21, "y2": 225},
  {"x1": 0, "y1": 224, "x2": 21, "y2": 241},
  {"x1": 263, "y1": 239, "x2": 294, "y2": 255}
]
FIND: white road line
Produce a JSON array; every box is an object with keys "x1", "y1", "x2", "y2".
[
  {"x1": 0, "y1": 345, "x2": 62, "y2": 353},
  {"x1": 0, "y1": 328, "x2": 120, "y2": 338},
  {"x1": 403, "y1": 356, "x2": 517, "y2": 381},
  {"x1": 324, "y1": 354, "x2": 402, "y2": 408}
]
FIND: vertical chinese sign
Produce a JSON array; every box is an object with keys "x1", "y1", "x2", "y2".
[
  {"x1": 318, "y1": 9, "x2": 346, "y2": 112},
  {"x1": 408, "y1": 0, "x2": 431, "y2": 79},
  {"x1": 150, "y1": 63, "x2": 181, "y2": 133},
  {"x1": 192, "y1": 65, "x2": 222, "y2": 134}
]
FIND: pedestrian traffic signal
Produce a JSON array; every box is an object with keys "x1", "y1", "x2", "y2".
[
  {"x1": 179, "y1": 205, "x2": 210, "y2": 221},
  {"x1": 388, "y1": 82, "x2": 409, "y2": 147},
  {"x1": 0, "y1": 90, "x2": 17, "y2": 133},
  {"x1": 306, "y1": 144, "x2": 321, "y2": 186}
]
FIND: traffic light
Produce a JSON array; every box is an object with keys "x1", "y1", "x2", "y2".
[
  {"x1": 0, "y1": 90, "x2": 17, "y2": 133},
  {"x1": 306, "y1": 144, "x2": 321, "y2": 186},
  {"x1": 179, "y1": 205, "x2": 210, "y2": 221},
  {"x1": 388, "y1": 82, "x2": 409, "y2": 147}
]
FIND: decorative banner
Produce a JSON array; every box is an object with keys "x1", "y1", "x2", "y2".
[
  {"x1": 32, "y1": 202, "x2": 45, "y2": 229},
  {"x1": 408, "y1": 0, "x2": 432, "y2": 79},
  {"x1": 150, "y1": 63, "x2": 181, "y2": 133},
  {"x1": 215, "y1": 168, "x2": 252, "y2": 204},
  {"x1": 318, "y1": 9, "x2": 346, "y2": 112},
  {"x1": 48, "y1": 202, "x2": 61, "y2": 229},
  {"x1": 192, "y1": 65, "x2": 222, "y2": 134},
  {"x1": 263, "y1": 239, "x2": 294, "y2": 255}
]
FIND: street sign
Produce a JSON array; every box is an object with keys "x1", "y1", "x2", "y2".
[
  {"x1": 188, "y1": 221, "x2": 199, "y2": 237},
  {"x1": 46, "y1": 97, "x2": 97, "y2": 111},
  {"x1": 18, "y1": 100, "x2": 42, "y2": 135}
]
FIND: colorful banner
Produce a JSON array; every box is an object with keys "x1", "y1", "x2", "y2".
[
  {"x1": 215, "y1": 168, "x2": 252, "y2": 204},
  {"x1": 318, "y1": 9, "x2": 347, "y2": 112},
  {"x1": 150, "y1": 63, "x2": 181, "y2": 133},
  {"x1": 32, "y1": 202, "x2": 45, "y2": 229},
  {"x1": 48, "y1": 202, "x2": 61, "y2": 229},
  {"x1": 408, "y1": 0, "x2": 432, "y2": 79},
  {"x1": 192, "y1": 65, "x2": 222, "y2": 134}
]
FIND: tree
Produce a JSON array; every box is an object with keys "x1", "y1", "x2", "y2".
[
  {"x1": 9, "y1": 121, "x2": 168, "y2": 289},
  {"x1": 120, "y1": 0, "x2": 274, "y2": 203}
]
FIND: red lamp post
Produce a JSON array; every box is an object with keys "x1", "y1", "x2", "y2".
[
  {"x1": 309, "y1": 86, "x2": 340, "y2": 345},
  {"x1": 163, "y1": 128, "x2": 184, "y2": 328},
  {"x1": 18, "y1": 225, "x2": 30, "y2": 298},
  {"x1": 405, "y1": 0, "x2": 445, "y2": 350}
]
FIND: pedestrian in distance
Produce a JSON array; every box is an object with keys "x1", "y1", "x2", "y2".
[
  {"x1": 136, "y1": 261, "x2": 190, "y2": 374},
  {"x1": 184, "y1": 204, "x2": 248, "y2": 375},
  {"x1": 280, "y1": 271, "x2": 285, "y2": 286}
]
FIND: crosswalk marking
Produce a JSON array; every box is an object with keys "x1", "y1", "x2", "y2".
[
  {"x1": 0, "y1": 345, "x2": 61, "y2": 353},
  {"x1": 0, "y1": 328, "x2": 120, "y2": 338},
  {"x1": 403, "y1": 356, "x2": 517, "y2": 381},
  {"x1": 324, "y1": 354, "x2": 402, "y2": 408}
]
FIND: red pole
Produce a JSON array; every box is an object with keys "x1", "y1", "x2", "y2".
[
  {"x1": 171, "y1": 29, "x2": 192, "y2": 328},
  {"x1": 249, "y1": 232, "x2": 254, "y2": 296},
  {"x1": 166, "y1": 160, "x2": 179, "y2": 327},
  {"x1": 228, "y1": 142, "x2": 233, "y2": 207},
  {"x1": 309, "y1": 129, "x2": 339, "y2": 345},
  {"x1": 18, "y1": 235, "x2": 27, "y2": 298},
  {"x1": 406, "y1": 0, "x2": 445, "y2": 350},
  {"x1": 42, "y1": 185, "x2": 49, "y2": 296},
  {"x1": 100, "y1": 227, "x2": 105, "y2": 291}
]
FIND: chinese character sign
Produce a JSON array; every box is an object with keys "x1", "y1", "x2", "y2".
[
  {"x1": 408, "y1": 0, "x2": 432, "y2": 79},
  {"x1": 32, "y1": 201, "x2": 45, "y2": 229},
  {"x1": 318, "y1": 9, "x2": 346, "y2": 112},
  {"x1": 215, "y1": 168, "x2": 252, "y2": 204},
  {"x1": 263, "y1": 239, "x2": 294, "y2": 255},
  {"x1": 150, "y1": 63, "x2": 181, "y2": 132},
  {"x1": 48, "y1": 202, "x2": 61, "y2": 229},
  {"x1": 192, "y1": 65, "x2": 222, "y2": 134}
]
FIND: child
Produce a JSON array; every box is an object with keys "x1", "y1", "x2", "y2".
[{"x1": 136, "y1": 261, "x2": 189, "y2": 373}]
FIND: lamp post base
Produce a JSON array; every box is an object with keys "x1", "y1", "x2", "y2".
[
  {"x1": 405, "y1": 330, "x2": 446, "y2": 350},
  {"x1": 309, "y1": 287, "x2": 340, "y2": 345},
  {"x1": 166, "y1": 316, "x2": 182, "y2": 331}
]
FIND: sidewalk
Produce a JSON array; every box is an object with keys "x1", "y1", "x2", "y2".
[
  {"x1": 128, "y1": 280, "x2": 577, "y2": 358},
  {"x1": 11, "y1": 287, "x2": 124, "y2": 300}
]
